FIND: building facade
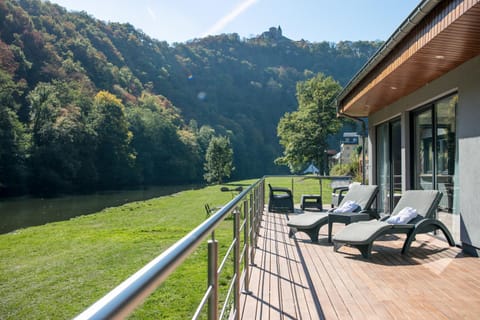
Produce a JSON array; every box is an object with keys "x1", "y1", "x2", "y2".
[{"x1": 335, "y1": 0, "x2": 480, "y2": 255}]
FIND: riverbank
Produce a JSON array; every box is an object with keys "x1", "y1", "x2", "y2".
[
  {"x1": 0, "y1": 181, "x2": 254, "y2": 319},
  {"x1": 0, "y1": 185, "x2": 197, "y2": 234},
  {"x1": 0, "y1": 177, "x2": 326, "y2": 319}
]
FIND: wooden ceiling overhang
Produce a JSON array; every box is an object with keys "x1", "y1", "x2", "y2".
[{"x1": 337, "y1": 0, "x2": 480, "y2": 117}]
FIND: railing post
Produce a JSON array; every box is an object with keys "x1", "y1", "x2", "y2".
[
  {"x1": 257, "y1": 182, "x2": 263, "y2": 230},
  {"x1": 242, "y1": 199, "x2": 251, "y2": 294},
  {"x1": 250, "y1": 193, "x2": 257, "y2": 263},
  {"x1": 208, "y1": 240, "x2": 218, "y2": 320},
  {"x1": 291, "y1": 177, "x2": 294, "y2": 199},
  {"x1": 249, "y1": 193, "x2": 255, "y2": 261},
  {"x1": 257, "y1": 182, "x2": 260, "y2": 215},
  {"x1": 233, "y1": 206, "x2": 241, "y2": 320},
  {"x1": 253, "y1": 185, "x2": 260, "y2": 246},
  {"x1": 259, "y1": 179, "x2": 264, "y2": 213},
  {"x1": 74, "y1": 179, "x2": 265, "y2": 320}
]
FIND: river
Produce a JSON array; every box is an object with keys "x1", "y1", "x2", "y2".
[{"x1": 0, "y1": 185, "x2": 196, "y2": 234}]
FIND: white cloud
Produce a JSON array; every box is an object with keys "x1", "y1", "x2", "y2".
[{"x1": 202, "y1": 0, "x2": 259, "y2": 37}]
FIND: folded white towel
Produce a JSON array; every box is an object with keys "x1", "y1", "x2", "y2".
[
  {"x1": 333, "y1": 200, "x2": 359, "y2": 213},
  {"x1": 386, "y1": 207, "x2": 418, "y2": 224}
]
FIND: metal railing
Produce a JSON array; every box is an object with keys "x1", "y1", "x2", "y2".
[{"x1": 74, "y1": 178, "x2": 265, "y2": 320}]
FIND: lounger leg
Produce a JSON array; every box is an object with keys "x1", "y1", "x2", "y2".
[
  {"x1": 402, "y1": 230, "x2": 416, "y2": 254},
  {"x1": 305, "y1": 225, "x2": 321, "y2": 242},
  {"x1": 334, "y1": 242, "x2": 372, "y2": 258},
  {"x1": 293, "y1": 225, "x2": 322, "y2": 242},
  {"x1": 333, "y1": 242, "x2": 343, "y2": 252},
  {"x1": 327, "y1": 220, "x2": 334, "y2": 243},
  {"x1": 402, "y1": 220, "x2": 456, "y2": 254},
  {"x1": 289, "y1": 228, "x2": 297, "y2": 238},
  {"x1": 438, "y1": 222, "x2": 456, "y2": 247},
  {"x1": 356, "y1": 244, "x2": 373, "y2": 259}
]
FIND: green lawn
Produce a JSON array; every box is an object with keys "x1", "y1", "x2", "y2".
[{"x1": 0, "y1": 177, "x2": 329, "y2": 319}]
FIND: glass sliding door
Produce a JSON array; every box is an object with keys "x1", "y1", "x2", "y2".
[
  {"x1": 376, "y1": 118, "x2": 402, "y2": 214},
  {"x1": 376, "y1": 123, "x2": 389, "y2": 213},
  {"x1": 412, "y1": 94, "x2": 459, "y2": 243},
  {"x1": 436, "y1": 97, "x2": 457, "y2": 215},
  {"x1": 413, "y1": 109, "x2": 434, "y2": 190},
  {"x1": 391, "y1": 120, "x2": 402, "y2": 208}
]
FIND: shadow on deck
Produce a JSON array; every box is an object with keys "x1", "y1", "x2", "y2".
[{"x1": 238, "y1": 207, "x2": 480, "y2": 319}]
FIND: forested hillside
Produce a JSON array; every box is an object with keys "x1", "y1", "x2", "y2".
[{"x1": 0, "y1": 0, "x2": 382, "y2": 196}]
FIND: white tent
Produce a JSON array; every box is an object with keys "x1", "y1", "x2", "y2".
[{"x1": 303, "y1": 163, "x2": 319, "y2": 175}]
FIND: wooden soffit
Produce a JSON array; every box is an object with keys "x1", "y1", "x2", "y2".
[{"x1": 338, "y1": 0, "x2": 480, "y2": 117}]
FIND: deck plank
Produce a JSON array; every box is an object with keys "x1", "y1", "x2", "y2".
[{"x1": 238, "y1": 207, "x2": 480, "y2": 319}]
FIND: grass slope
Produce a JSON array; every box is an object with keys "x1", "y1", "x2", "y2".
[{"x1": 0, "y1": 177, "x2": 328, "y2": 319}]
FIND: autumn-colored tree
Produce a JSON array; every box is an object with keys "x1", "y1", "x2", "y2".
[
  {"x1": 127, "y1": 92, "x2": 201, "y2": 184},
  {"x1": 92, "y1": 91, "x2": 134, "y2": 189},
  {"x1": 28, "y1": 81, "x2": 95, "y2": 194},
  {"x1": 0, "y1": 0, "x2": 381, "y2": 196}
]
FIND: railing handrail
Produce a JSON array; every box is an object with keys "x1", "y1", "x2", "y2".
[{"x1": 74, "y1": 179, "x2": 264, "y2": 320}]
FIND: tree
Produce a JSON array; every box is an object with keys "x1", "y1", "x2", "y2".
[
  {"x1": 204, "y1": 136, "x2": 234, "y2": 184},
  {"x1": 0, "y1": 0, "x2": 383, "y2": 195},
  {"x1": 91, "y1": 91, "x2": 134, "y2": 189},
  {"x1": 0, "y1": 70, "x2": 29, "y2": 196},
  {"x1": 28, "y1": 81, "x2": 95, "y2": 195},
  {"x1": 276, "y1": 73, "x2": 342, "y2": 173},
  {"x1": 127, "y1": 93, "x2": 203, "y2": 185},
  {"x1": 196, "y1": 125, "x2": 216, "y2": 154},
  {"x1": 127, "y1": 101, "x2": 178, "y2": 185},
  {"x1": 0, "y1": 106, "x2": 29, "y2": 195}
]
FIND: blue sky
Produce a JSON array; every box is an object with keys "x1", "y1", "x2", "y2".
[{"x1": 47, "y1": 0, "x2": 421, "y2": 44}]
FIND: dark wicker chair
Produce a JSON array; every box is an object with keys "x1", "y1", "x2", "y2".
[{"x1": 268, "y1": 184, "x2": 294, "y2": 213}]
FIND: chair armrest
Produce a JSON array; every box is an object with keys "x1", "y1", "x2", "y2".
[
  {"x1": 271, "y1": 187, "x2": 293, "y2": 197},
  {"x1": 332, "y1": 186, "x2": 349, "y2": 193},
  {"x1": 271, "y1": 186, "x2": 291, "y2": 192},
  {"x1": 331, "y1": 186, "x2": 348, "y2": 208},
  {"x1": 379, "y1": 214, "x2": 390, "y2": 221},
  {"x1": 269, "y1": 183, "x2": 291, "y2": 192},
  {"x1": 359, "y1": 208, "x2": 381, "y2": 220}
]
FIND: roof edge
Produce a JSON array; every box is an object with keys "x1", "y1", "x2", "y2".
[{"x1": 336, "y1": 0, "x2": 442, "y2": 111}]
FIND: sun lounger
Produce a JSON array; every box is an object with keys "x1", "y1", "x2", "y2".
[
  {"x1": 333, "y1": 190, "x2": 455, "y2": 258},
  {"x1": 287, "y1": 184, "x2": 379, "y2": 242}
]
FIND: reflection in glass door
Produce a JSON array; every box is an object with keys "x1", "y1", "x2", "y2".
[
  {"x1": 413, "y1": 109, "x2": 434, "y2": 190},
  {"x1": 376, "y1": 118, "x2": 402, "y2": 214},
  {"x1": 412, "y1": 94, "x2": 459, "y2": 243}
]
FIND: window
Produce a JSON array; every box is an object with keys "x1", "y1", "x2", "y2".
[
  {"x1": 412, "y1": 94, "x2": 459, "y2": 242},
  {"x1": 376, "y1": 118, "x2": 401, "y2": 214}
]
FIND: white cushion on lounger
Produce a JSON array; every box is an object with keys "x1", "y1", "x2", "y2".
[
  {"x1": 333, "y1": 200, "x2": 359, "y2": 213},
  {"x1": 386, "y1": 207, "x2": 417, "y2": 224}
]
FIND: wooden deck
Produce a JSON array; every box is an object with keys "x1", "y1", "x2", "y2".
[{"x1": 238, "y1": 208, "x2": 480, "y2": 319}]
